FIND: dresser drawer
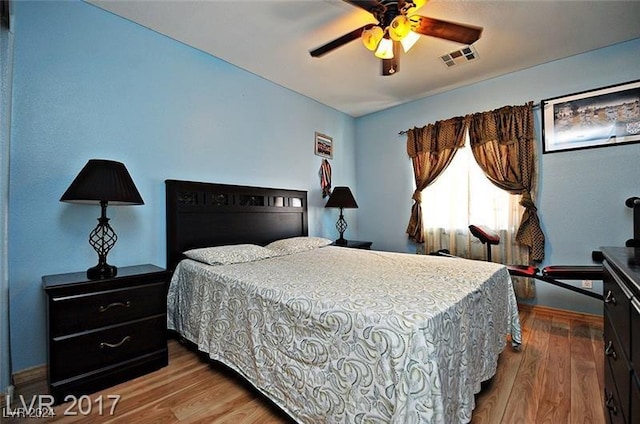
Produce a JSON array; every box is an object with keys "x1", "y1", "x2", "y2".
[
  {"x1": 49, "y1": 315, "x2": 166, "y2": 381},
  {"x1": 631, "y1": 373, "x2": 640, "y2": 424},
  {"x1": 632, "y1": 299, "x2": 640, "y2": 423},
  {"x1": 632, "y1": 298, "x2": 640, "y2": 371},
  {"x1": 49, "y1": 282, "x2": 166, "y2": 337},
  {"x1": 603, "y1": 315, "x2": 631, "y2": 422},
  {"x1": 605, "y1": 364, "x2": 626, "y2": 424},
  {"x1": 604, "y1": 262, "x2": 632, "y2": 359}
]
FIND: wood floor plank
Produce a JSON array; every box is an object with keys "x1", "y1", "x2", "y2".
[
  {"x1": 170, "y1": 376, "x2": 254, "y2": 421},
  {"x1": 471, "y1": 309, "x2": 532, "y2": 424},
  {"x1": 47, "y1": 348, "x2": 215, "y2": 423},
  {"x1": 590, "y1": 322, "x2": 605, "y2": 397},
  {"x1": 207, "y1": 398, "x2": 293, "y2": 424},
  {"x1": 500, "y1": 311, "x2": 552, "y2": 423},
  {"x1": 570, "y1": 321, "x2": 605, "y2": 424},
  {"x1": 535, "y1": 316, "x2": 571, "y2": 424}
]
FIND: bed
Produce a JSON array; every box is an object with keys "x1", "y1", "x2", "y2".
[{"x1": 165, "y1": 179, "x2": 522, "y2": 424}]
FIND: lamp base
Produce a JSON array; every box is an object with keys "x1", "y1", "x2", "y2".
[
  {"x1": 334, "y1": 210, "x2": 349, "y2": 247},
  {"x1": 334, "y1": 237, "x2": 348, "y2": 246},
  {"x1": 87, "y1": 263, "x2": 117, "y2": 280},
  {"x1": 86, "y1": 202, "x2": 118, "y2": 280}
]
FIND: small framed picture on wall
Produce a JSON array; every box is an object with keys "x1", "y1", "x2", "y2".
[{"x1": 314, "y1": 132, "x2": 333, "y2": 159}]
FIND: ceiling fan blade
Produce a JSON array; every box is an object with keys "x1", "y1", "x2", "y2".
[
  {"x1": 310, "y1": 24, "x2": 372, "y2": 57},
  {"x1": 342, "y1": 0, "x2": 384, "y2": 14},
  {"x1": 382, "y1": 41, "x2": 401, "y2": 76},
  {"x1": 411, "y1": 16, "x2": 482, "y2": 45}
]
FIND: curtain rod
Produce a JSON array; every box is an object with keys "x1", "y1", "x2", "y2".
[{"x1": 398, "y1": 101, "x2": 541, "y2": 136}]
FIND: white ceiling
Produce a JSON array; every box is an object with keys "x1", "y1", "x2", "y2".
[{"x1": 88, "y1": 0, "x2": 640, "y2": 117}]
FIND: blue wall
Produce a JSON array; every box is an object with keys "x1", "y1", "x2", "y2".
[
  {"x1": 8, "y1": 0, "x2": 640, "y2": 373},
  {"x1": 9, "y1": 1, "x2": 356, "y2": 371},
  {"x1": 356, "y1": 38, "x2": 640, "y2": 315},
  {"x1": 1, "y1": 5, "x2": 14, "y2": 392}
]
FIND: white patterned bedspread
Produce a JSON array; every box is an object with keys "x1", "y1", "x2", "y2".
[{"x1": 167, "y1": 246, "x2": 521, "y2": 423}]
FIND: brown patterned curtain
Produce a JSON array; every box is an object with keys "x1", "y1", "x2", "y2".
[
  {"x1": 467, "y1": 102, "x2": 545, "y2": 262},
  {"x1": 406, "y1": 117, "x2": 467, "y2": 243}
]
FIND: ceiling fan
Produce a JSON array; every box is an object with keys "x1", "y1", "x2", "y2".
[{"x1": 310, "y1": 0, "x2": 482, "y2": 76}]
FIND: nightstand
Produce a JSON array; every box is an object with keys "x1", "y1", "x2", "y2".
[
  {"x1": 332, "y1": 240, "x2": 373, "y2": 250},
  {"x1": 43, "y1": 264, "x2": 170, "y2": 403}
]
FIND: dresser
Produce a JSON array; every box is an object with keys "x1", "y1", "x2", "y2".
[
  {"x1": 602, "y1": 247, "x2": 640, "y2": 424},
  {"x1": 43, "y1": 264, "x2": 170, "y2": 403}
]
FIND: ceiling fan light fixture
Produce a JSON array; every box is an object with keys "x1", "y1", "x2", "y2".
[
  {"x1": 361, "y1": 26, "x2": 384, "y2": 51},
  {"x1": 309, "y1": 0, "x2": 482, "y2": 77},
  {"x1": 389, "y1": 15, "x2": 410, "y2": 41},
  {"x1": 404, "y1": 0, "x2": 428, "y2": 15},
  {"x1": 400, "y1": 30, "x2": 421, "y2": 52},
  {"x1": 374, "y1": 37, "x2": 394, "y2": 59}
]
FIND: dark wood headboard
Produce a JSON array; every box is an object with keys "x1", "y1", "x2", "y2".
[{"x1": 165, "y1": 180, "x2": 308, "y2": 271}]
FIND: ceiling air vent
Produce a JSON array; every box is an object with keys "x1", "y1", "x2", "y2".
[{"x1": 440, "y1": 45, "x2": 478, "y2": 68}]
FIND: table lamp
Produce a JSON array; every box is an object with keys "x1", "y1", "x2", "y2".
[
  {"x1": 325, "y1": 186, "x2": 358, "y2": 245},
  {"x1": 60, "y1": 159, "x2": 144, "y2": 279}
]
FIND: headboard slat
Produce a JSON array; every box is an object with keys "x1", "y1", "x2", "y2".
[{"x1": 166, "y1": 180, "x2": 308, "y2": 271}]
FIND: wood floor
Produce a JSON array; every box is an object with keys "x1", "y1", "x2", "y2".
[{"x1": 6, "y1": 305, "x2": 605, "y2": 423}]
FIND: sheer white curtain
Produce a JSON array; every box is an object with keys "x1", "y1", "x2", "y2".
[{"x1": 421, "y1": 142, "x2": 532, "y2": 296}]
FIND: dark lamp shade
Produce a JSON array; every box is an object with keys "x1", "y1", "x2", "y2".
[
  {"x1": 60, "y1": 159, "x2": 144, "y2": 205},
  {"x1": 325, "y1": 186, "x2": 358, "y2": 209}
]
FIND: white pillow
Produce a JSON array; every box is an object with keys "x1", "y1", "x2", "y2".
[
  {"x1": 265, "y1": 236, "x2": 332, "y2": 255},
  {"x1": 184, "y1": 244, "x2": 274, "y2": 266}
]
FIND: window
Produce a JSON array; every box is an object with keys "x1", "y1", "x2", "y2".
[{"x1": 421, "y1": 139, "x2": 524, "y2": 263}]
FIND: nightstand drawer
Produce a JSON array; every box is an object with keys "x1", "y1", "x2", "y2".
[
  {"x1": 44, "y1": 264, "x2": 169, "y2": 403},
  {"x1": 49, "y1": 282, "x2": 166, "y2": 336},
  {"x1": 50, "y1": 315, "x2": 166, "y2": 381}
]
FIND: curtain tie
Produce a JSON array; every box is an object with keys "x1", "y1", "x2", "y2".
[
  {"x1": 519, "y1": 191, "x2": 536, "y2": 210},
  {"x1": 412, "y1": 190, "x2": 422, "y2": 203}
]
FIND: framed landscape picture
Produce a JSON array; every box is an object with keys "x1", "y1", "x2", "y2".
[
  {"x1": 314, "y1": 132, "x2": 333, "y2": 159},
  {"x1": 541, "y1": 80, "x2": 640, "y2": 153}
]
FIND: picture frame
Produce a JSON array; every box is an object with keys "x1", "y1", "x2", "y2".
[
  {"x1": 314, "y1": 132, "x2": 333, "y2": 159},
  {"x1": 541, "y1": 80, "x2": 640, "y2": 154}
]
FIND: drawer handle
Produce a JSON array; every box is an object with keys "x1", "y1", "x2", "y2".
[
  {"x1": 100, "y1": 336, "x2": 131, "y2": 349},
  {"x1": 98, "y1": 301, "x2": 131, "y2": 313},
  {"x1": 605, "y1": 390, "x2": 618, "y2": 415},
  {"x1": 604, "y1": 341, "x2": 617, "y2": 360},
  {"x1": 604, "y1": 291, "x2": 617, "y2": 305}
]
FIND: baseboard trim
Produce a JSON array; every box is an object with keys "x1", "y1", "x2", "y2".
[
  {"x1": 517, "y1": 303, "x2": 603, "y2": 326},
  {"x1": 12, "y1": 363, "x2": 46, "y2": 387},
  {"x1": 8, "y1": 363, "x2": 48, "y2": 406}
]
